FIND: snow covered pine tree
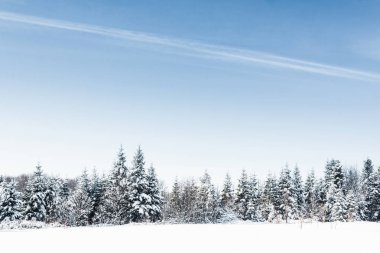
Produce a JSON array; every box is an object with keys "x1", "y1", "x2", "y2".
[
  {"x1": 104, "y1": 147, "x2": 129, "y2": 224},
  {"x1": 0, "y1": 180, "x2": 23, "y2": 222},
  {"x1": 127, "y1": 147, "x2": 151, "y2": 222},
  {"x1": 146, "y1": 165, "x2": 163, "y2": 222},
  {"x1": 23, "y1": 164, "x2": 48, "y2": 222}
]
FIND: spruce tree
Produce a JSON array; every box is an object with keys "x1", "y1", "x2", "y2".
[
  {"x1": 70, "y1": 170, "x2": 92, "y2": 226},
  {"x1": 221, "y1": 173, "x2": 234, "y2": 210},
  {"x1": 103, "y1": 147, "x2": 129, "y2": 224},
  {"x1": 278, "y1": 166, "x2": 296, "y2": 222},
  {"x1": 261, "y1": 174, "x2": 281, "y2": 222},
  {"x1": 324, "y1": 160, "x2": 345, "y2": 222},
  {"x1": 325, "y1": 182, "x2": 336, "y2": 222},
  {"x1": 362, "y1": 158, "x2": 374, "y2": 184},
  {"x1": 209, "y1": 185, "x2": 223, "y2": 222},
  {"x1": 343, "y1": 168, "x2": 359, "y2": 193},
  {"x1": 292, "y1": 166, "x2": 304, "y2": 219},
  {"x1": 60, "y1": 180, "x2": 70, "y2": 202},
  {"x1": 57, "y1": 179, "x2": 72, "y2": 225},
  {"x1": 315, "y1": 178, "x2": 327, "y2": 221},
  {"x1": 44, "y1": 177, "x2": 62, "y2": 223},
  {"x1": 325, "y1": 182, "x2": 348, "y2": 222},
  {"x1": 169, "y1": 177, "x2": 181, "y2": 218},
  {"x1": 146, "y1": 165, "x2": 163, "y2": 222},
  {"x1": 359, "y1": 159, "x2": 374, "y2": 220},
  {"x1": 88, "y1": 170, "x2": 106, "y2": 225},
  {"x1": 196, "y1": 171, "x2": 213, "y2": 223},
  {"x1": 304, "y1": 171, "x2": 316, "y2": 219},
  {"x1": 246, "y1": 175, "x2": 262, "y2": 221},
  {"x1": 0, "y1": 180, "x2": 23, "y2": 222},
  {"x1": 345, "y1": 190, "x2": 358, "y2": 221},
  {"x1": 325, "y1": 159, "x2": 344, "y2": 190},
  {"x1": 24, "y1": 164, "x2": 47, "y2": 222},
  {"x1": 181, "y1": 179, "x2": 198, "y2": 223},
  {"x1": 127, "y1": 146, "x2": 150, "y2": 222},
  {"x1": 104, "y1": 146, "x2": 129, "y2": 224},
  {"x1": 364, "y1": 169, "x2": 380, "y2": 221},
  {"x1": 235, "y1": 170, "x2": 251, "y2": 220},
  {"x1": 330, "y1": 188, "x2": 347, "y2": 222}
]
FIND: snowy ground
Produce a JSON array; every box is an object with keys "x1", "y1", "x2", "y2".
[{"x1": 1, "y1": 222, "x2": 379, "y2": 253}]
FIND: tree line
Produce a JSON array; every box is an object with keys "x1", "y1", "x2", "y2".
[
  {"x1": 165, "y1": 159, "x2": 380, "y2": 223},
  {"x1": 1, "y1": 147, "x2": 380, "y2": 226},
  {"x1": 0, "y1": 146, "x2": 162, "y2": 225}
]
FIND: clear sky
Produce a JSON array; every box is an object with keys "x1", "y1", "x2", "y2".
[{"x1": 0, "y1": 0, "x2": 379, "y2": 186}]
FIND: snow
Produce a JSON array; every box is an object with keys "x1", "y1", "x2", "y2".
[{"x1": 0, "y1": 222, "x2": 379, "y2": 253}]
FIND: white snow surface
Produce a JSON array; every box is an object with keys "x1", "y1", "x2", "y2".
[{"x1": 1, "y1": 222, "x2": 379, "y2": 253}]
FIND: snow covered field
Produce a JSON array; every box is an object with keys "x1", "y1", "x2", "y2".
[{"x1": 1, "y1": 222, "x2": 379, "y2": 253}]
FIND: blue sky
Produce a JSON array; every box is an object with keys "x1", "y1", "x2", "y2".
[{"x1": 0, "y1": 0, "x2": 379, "y2": 185}]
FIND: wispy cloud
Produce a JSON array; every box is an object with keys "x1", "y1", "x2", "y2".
[{"x1": 1, "y1": 11, "x2": 380, "y2": 81}]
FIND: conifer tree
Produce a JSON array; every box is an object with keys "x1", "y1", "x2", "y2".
[
  {"x1": 261, "y1": 174, "x2": 281, "y2": 221},
  {"x1": 343, "y1": 168, "x2": 359, "y2": 194},
  {"x1": 304, "y1": 171, "x2": 316, "y2": 218},
  {"x1": 181, "y1": 179, "x2": 198, "y2": 223},
  {"x1": 169, "y1": 177, "x2": 181, "y2": 218},
  {"x1": 24, "y1": 164, "x2": 47, "y2": 222},
  {"x1": 359, "y1": 159, "x2": 374, "y2": 220},
  {"x1": 324, "y1": 182, "x2": 336, "y2": 222},
  {"x1": 44, "y1": 177, "x2": 62, "y2": 223},
  {"x1": 127, "y1": 146, "x2": 150, "y2": 222},
  {"x1": 324, "y1": 160, "x2": 346, "y2": 222},
  {"x1": 330, "y1": 188, "x2": 347, "y2": 222},
  {"x1": 196, "y1": 171, "x2": 214, "y2": 223},
  {"x1": 362, "y1": 158, "x2": 374, "y2": 184},
  {"x1": 209, "y1": 185, "x2": 223, "y2": 222},
  {"x1": 314, "y1": 178, "x2": 327, "y2": 221},
  {"x1": 0, "y1": 180, "x2": 23, "y2": 222},
  {"x1": 235, "y1": 170, "x2": 251, "y2": 220},
  {"x1": 104, "y1": 147, "x2": 129, "y2": 224},
  {"x1": 325, "y1": 182, "x2": 348, "y2": 222},
  {"x1": 278, "y1": 166, "x2": 296, "y2": 222},
  {"x1": 88, "y1": 170, "x2": 106, "y2": 225},
  {"x1": 70, "y1": 170, "x2": 92, "y2": 226},
  {"x1": 292, "y1": 166, "x2": 304, "y2": 219},
  {"x1": 57, "y1": 179, "x2": 72, "y2": 225},
  {"x1": 221, "y1": 173, "x2": 234, "y2": 210},
  {"x1": 146, "y1": 165, "x2": 163, "y2": 222},
  {"x1": 245, "y1": 175, "x2": 261, "y2": 221},
  {"x1": 345, "y1": 190, "x2": 358, "y2": 221},
  {"x1": 325, "y1": 159, "x2": 344, "y2": 190},
  {"x1": 364, "y1": 169, "x2": 380, "y2": 221},
  {"x1": 60, "y1": 180, "x2": 70, "y2": 201}
]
